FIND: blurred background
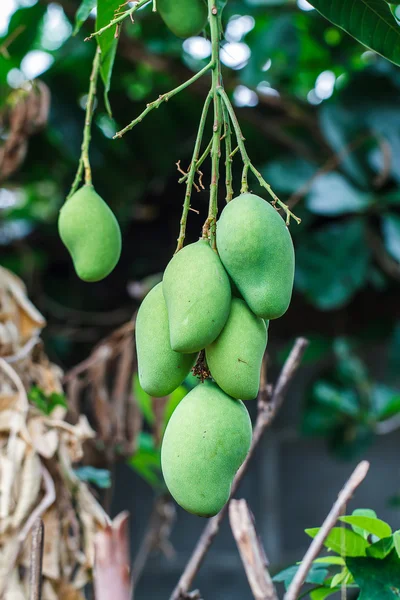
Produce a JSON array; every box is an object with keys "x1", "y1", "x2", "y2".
[{"x1": 2, "y1": 0, "x2": 400, "y2": 597}]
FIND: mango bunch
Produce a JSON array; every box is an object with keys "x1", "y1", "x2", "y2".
[
  {"x1": 58, "y1": 185, "x2": 121, "y2": 282},
  {"x1": 136, "y1": 193, "x2": 295, "y2": 517}
]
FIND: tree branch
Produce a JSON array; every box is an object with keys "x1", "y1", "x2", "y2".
[
  {"x1": 170, "y1": 337, "x2": 309, "y2": 600},
  {"x1": 29, "y1": 519, "x2": 44, "y2": 600},
  {"x1": 284, "y1": 460, "x2": 370, "y2": 600},
  {"x1": 229, "y1": 500, "x2": 278, "y2": 600}
]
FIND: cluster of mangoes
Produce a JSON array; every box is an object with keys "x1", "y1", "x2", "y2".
[
  {"x1": 58, "y1": 185, "x2": 121, "y2": 282},
  {"x1": 136, "y1": 193, "x2": 295, "y2": 517},
  {"x1": 158, "y1": 0, "x2": 208, "y2": 38}
]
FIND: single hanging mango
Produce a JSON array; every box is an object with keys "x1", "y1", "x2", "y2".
[
  {"x1": 58, "y1": 185, "x2": 121, "y2": 282},
  {"x1": 206, "y1": 299, "x2": 268, "y2": 400},
  {"x1": 157, "y1": 0, "x2": 208, "y2": 38},
  {"x1": 136, "y1": 283, "x2": 197, "y2": 397},
  {"x1": 162, "y1": 240, "x2": 231, "y2": 353},
  {"x1": 216, "y1": 193, "x2": 295, "y2": 319},
  {"x1": 161, "y1": 380, "x2": 252, "y2": 517}
]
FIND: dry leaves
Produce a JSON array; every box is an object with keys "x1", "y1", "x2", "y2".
[{"x1": 0, "y1": 266, "x2": 109, "y2": 599}]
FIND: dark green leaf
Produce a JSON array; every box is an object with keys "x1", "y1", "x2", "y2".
[
  {"x1": 307, "y1": 0, "x2": 400, "y2": 66},
  {"x1": 367, "y1": 536, "x2": 394, "y2": 559},
  {"x1": 382, "y1": 213, "x2": 400, "y2": 263},
  {"x1": 74, "y1": 0, "x2": 97, "y2": 35},
  {"x1": 371, "y1": 384, "x2": 400, "y2": 420},
  {"x1": 96, "y1": 0, "x2": 120, "y2": 115},
  {"x1": 272, "y1": 564, "x2": 328, "y2": 590},
  {"x1": 74, "y1": 466, "x2": 111, "y2": 488},
  {"x1": 347, "y1": 550, "x2": 400, "y2": 599},
  {"x1": 312, "y1": 381, "x2": 359, "y2": 417},
  {"x1": 339, "y1": 516, "x2": 392, "y2": 539},
  {"x1": 295, "y1": 220, "x2": 370, "y2": 310},
  {"x1": 305, "y1": 527, "x2": 369, "y2": 557},
  {"x1": 163, "y1": 385, "x2": 187, "y2": 429},
  {"x1": 307, "y1": 173, "x2": 371, "y2": 216},
  {"x1": 128, "y1": 433, "x2": 162, "y2": 488},
  {"x1": 133, "y1": 375, "x2": 154, "y2": 425}
]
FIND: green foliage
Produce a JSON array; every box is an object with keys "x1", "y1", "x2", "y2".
[
  {"x1": 74, "y1": 466, "x2": 111, "y2": 488},
  {"x1": 128, "y1": 432, "x2": 163, "y2": 488},
  {"x1": 96, "y1": 0, "x2": 120, "y2": 114},
  {"x1": 28, "y1": 386, "x2": 67, "y2": 415},
  {"x1": 307, "y1": 0, "x2": 400, "y2": 66},
  {"x1": 275, "y1": 509, "x2": 400, "y2": 599},
  {"x1": 74, "y1": 0, "x2": 97, "y2": 35}
]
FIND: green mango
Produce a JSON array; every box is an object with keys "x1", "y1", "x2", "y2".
[
  {"x1": 206, "y1": 298, "x2": 267, "y2": 400},
  {"x1": 157, "y1": 0, "x2": 208, "y2": 38},
  {"x1": 216, "y1": 193, "x2": 295, "y2": 319},
  {"x1": 58, "y1": 185, "x2": 121, "y2": 282},
  {"x1": 162, "y1": 240, "x2": 231, "y2": 353},
  {"x1": 136, "y1": 283, "x2": 197, "y2": 397},
  {"x1": 161, "y1": 380, "x2": 252, "y2": 517}
]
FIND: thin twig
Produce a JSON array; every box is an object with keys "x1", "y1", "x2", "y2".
[
  {"x1": 85, "y1": 0, "x2": 151, "y2": 40},
  {"x1": 222, "y1": 101, "x2": 234, "y2": 202},
  {"x1": 218, "y1": 87, "x2": 301, "y2": 226},
  {"x1": 284, "y1": 460, "x2": 370, "y2": 600},
  {"x1": 229, "y1": 500, "x2": 278, "y2": 600},
  {"x1": 170, "y1": 337, "x2": 308, "y2": 600},
  {"x1": 29, "y1": 519, "x2": 44, "y2": 600},
  {"x1": 67, "y1": 45, "x2": 101, "y2": 198},
  {"x1": 175, "y1": 92, "x2": 212, "y2": 252},
  {"x1": 114, "y1": 61, "x2": 213, "y2": 139}
]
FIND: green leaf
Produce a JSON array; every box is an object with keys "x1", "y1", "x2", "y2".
[
  {"x1": 28, "y1": 386, "x2": 67, "y2": 415},
  {"x1": 350, "y1": 508, "x2": 378, "y2": 538},
  {"x1": 307, "y1": 0, "x2": 400, "y2": 67},
  {"x1": 347, "y1": 550, "x2": 400, "y2": 599},
  {"x1": 371, "y1": 384, "x2": 400, "y2": 420},
  {"x1": 313, "y1": 556, "x2": 346, "y2": 566},
  {"x1": 310, "y1": 588, "x2": 340, "y2": 600},
  {"x1": 393, "y1": 531, "x2": 400, "y2": 558},
  {"x1": 74, "y1": 466, "x2": 111, "y2": 488},
  {"x1": 295, "y1": 220, "x2": 370, "y2": 310},
  {"x1": 272, "y1": 564, "x2": 328, "y2": 590},
  {"x1": 74, "y1": 0, "x2": 97, "y2": 35},
  {"x1": 96, "y1": 0, "x2": 120, "y2": 116},
  {"x1": 312, "y1": 381, "x2": 359, "y2": 417},
  {"x1": 339, "y1": 516, "x2": 392, "y2": 539},
  {"x1": 163, "y1": 385, "x2": 188, "y2": 429},
  {"x1": 330, "y1": 569, "x2": 348, "y2": 588},
  {"x1": 367, "y1": 536, "x2": 394, "y2": 559},
  {"x1": 128, "y1": 433, "x2": 162, "y2": 488},
  {"x1": 382, "y1": 213, "x2": 400, "y2": 263},
  {"x1": 133, "y1": 374, "x2": 154, "y2": 425},
  {"x1": 307, "y1": 173, "x2": 371, "y2": 216},
  {"x1": 305, "y1": 527, "x2": 369, "y2": 557}
]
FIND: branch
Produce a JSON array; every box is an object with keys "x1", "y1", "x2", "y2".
[
  {"x1": 29, "y1": 519, "x2": 44, "y2": 600},
  {"x1": 175, "y1": 92, "x2": 212, "y2": 253},
  {"x1": 94, "y1": 511, "x2": 132, "y2": 600},
  {"x1": 85, "y1": 0, "x2": 151, "y2": 41},
  {"x1": 229, "y1": 500, "x2": 278, "y2": 600},
  {"x1": 218, "y1": 87, "x2": 301, "y2": 226},
  {"x1": 114, "y1": 61, "x2": 213, "y2": 139},
  {"x1": 170, "y1": 337, "x2": 309, "y2": 600},
  {"x1": 284, "y1": 460, "x2": 370, "y2": 600}
]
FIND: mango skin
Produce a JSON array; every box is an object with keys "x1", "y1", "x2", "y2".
[
  {"x1": 161, "y1": 380, "x2": 252, "y2": 517},
  {"x1": 216, "y1": 193, "x2": 295, "y2": 320},
  {"x1": 136, "y1": 283, "x2": 197, "y2": 397},
  {"x1": 158, "y1": 0, "x2": 208, "y2": 38},
  {"x1": 58, "y1": 186, "x2": 121, "y2": 282},
  {"x1": 206, "y1": 299, "x2": 267, "y2": 400},
  {"x1": 162, "y1": 240, "x2": 231, "y2": 353}
]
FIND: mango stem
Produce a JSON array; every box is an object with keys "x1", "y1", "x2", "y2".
[
  {"x1": 218, "y1": 87, "x2": 301, "y2": 226},
  {"x1": 67, "y1": 45, "x2": 101, "y2": 199}
]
